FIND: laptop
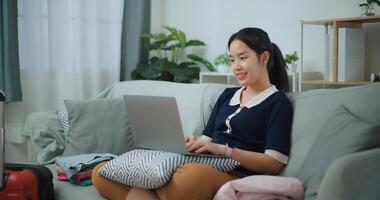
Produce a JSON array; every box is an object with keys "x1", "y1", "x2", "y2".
[{"x1": 123, "y1": 95, "x2": 226, "y2": 158}]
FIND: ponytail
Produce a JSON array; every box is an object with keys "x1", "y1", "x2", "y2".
[
  {"x1": 268, "y1": 43, "x2": 289, "y2": 92},
  {"x1": 228, "y1": 28, "x2": 289, "y2": 92}
]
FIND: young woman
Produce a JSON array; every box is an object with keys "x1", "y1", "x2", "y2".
[{"x1": 92, "y1": 27, "x2": 293, "y2": 200}]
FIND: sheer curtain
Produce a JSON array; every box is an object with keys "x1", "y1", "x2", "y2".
[{"x1": 6, "y1": 0, "x2": 124, "y2": 143}]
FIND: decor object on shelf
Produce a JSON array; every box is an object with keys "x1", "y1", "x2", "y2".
[
  {"x1": 359, "y1": 0, "x2": 380, "y2": 16},
  {"x1": 132, "y1": 26, "x2": 215, "y2": 83},
  {"x1": 284, "y1": 51, "x2": 299, "y2": 72},
  {"x1": 338, "y1": 28, "x2": 365, "y2": 82},
  {"x1": 214, "y1": 53, "x2": 230, "y2": 73},
  {"x1": 370, "y1": 73, "x2": 380, "y2": 82}
]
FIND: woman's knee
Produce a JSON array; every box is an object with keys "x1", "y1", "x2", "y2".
[
  {"x1": 92, "y1": 161, "x2": 132, "y2": 200},
  {"x1": 158, "y1": 163, "x2": 235, "y2": 200}
]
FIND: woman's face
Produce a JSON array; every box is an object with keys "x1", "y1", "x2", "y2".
[{"x1": 229, "y1": 39, "x2": 269, "y2": 86}]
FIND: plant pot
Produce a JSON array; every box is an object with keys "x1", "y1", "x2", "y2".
[
  {"x1": 288, "y1": 63, "x2": 297, "y2": 73},
  {"x1": 161, "y1": 69, "x2": 174, "y2": 82}
]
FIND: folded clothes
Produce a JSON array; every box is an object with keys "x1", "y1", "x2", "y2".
[
  {"x1": 56, "y1": 166, "x2": 93, "y2": 182},
  {"x1": 69, "y1": 178, "x2": 93, "y2": 186},
  {"x1": 55, "y1": 153, "x2": 116, "y2": 180}
]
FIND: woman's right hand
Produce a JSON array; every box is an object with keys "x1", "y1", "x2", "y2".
[
  {"x1": 185, "y1": 136, "x2": 196, "y2": 150},
  {"x1": 185, "y1": 136, "x2": 205, "y2": 152}
]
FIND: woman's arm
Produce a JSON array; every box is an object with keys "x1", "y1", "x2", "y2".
[
  {"x1": 230, "y1": 147, "x2": 285, "y2": 174},
  {"x1": 191, "y1": 142, "x2": 285, "y2": 175}
]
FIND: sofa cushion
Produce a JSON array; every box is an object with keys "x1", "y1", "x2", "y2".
[
  {"x1": 63, "y1": 98, "x2": 135, "y2": 156},
  {"x1": 297, "y1": 104, "x2": 380, "y2": 198},
  {"x1": 281, "y1": 89, "x2": 338, "y2": 177},
  {"x1": 282, "y1": 83, "x2": 380, "y2": 178},
  {"x1": 333, "y1": 82, "x2": 380, "y2": 124}
]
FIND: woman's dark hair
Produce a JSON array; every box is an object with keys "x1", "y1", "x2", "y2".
[{"x1": 228, "y1": 27, "x2": 289, "y2": 92}]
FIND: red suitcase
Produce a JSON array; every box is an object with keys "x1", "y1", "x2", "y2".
[{"x1": 0, "y1": 91, "x2": 55, "y2": 200}]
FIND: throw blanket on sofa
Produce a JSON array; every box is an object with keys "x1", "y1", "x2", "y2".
[{"x1": 214, "y1": 175, "x2": 304, "y2": 200}]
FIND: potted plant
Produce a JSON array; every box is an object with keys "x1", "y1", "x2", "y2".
[
  {"x1": 131, "y1": 26, "x2": 215, "y2": 83},
  {"x1": 360, "y1": 0, "x2": 380, "y2": 16},
  {"x1": 213, "y1": 53, "x2": 230, "y2": 73},
  {"x1": 284, "y1": 51, "x2": 299, "y2": 73}
]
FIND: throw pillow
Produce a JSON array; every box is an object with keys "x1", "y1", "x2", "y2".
[
  {"x1": 297, "y1": 105, "x2": 380, "y2": 198},
  {"x1": 63, "y1": 98, "x2": 135, "y2": 156},
  {"x1": 57, "y1": 111, "x2": 70, "y2": 133},
  {"x1": 99, "y1": 149, "x2": 240, "y2": 189}
]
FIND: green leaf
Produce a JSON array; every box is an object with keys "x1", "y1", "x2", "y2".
[
  {"x1": 165, "y1": 62, "x2": 182, "y2": 76},
  {"x1": 179, "y1": 62, "x2": 196, "y2": 68},
  {"x1": 284, "y1": 51, "x2": 299, "y2": 64},
  {"x1": 162, "y1": 43, "x2": 181, "y2": 51},
  {"x1": 186, "y1": 40, "x2": 206, "y2": 47},
  {"x1": 141, "y1": 32, "x2": 167, "y2": 41},
  {"x1": 188, "y1": 54, "x2": 216, "y2": 71},
  {"x1": 177, "y1": 30, "x2": 187, "y2": 48},
  {"x1": 163, "y1": 26, "x2": 187, "y2": 48},
  {"x1": 136, "y1": 61, "x2": 161, "y2": 79},
  {"x1": 163, "y1": 26, "x2": 178, "y2": 35},
  {"x1": 174, "y1": 67, "x2": 200, "y2": 83},
  {"x1": 131, "y1": 67, "x2": 145, "y2": 80},
  {"x1": 163, "y1": 61, "x2": 200, "y2": 83}
]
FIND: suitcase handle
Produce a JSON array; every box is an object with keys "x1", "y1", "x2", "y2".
[
  {"x1": 0, "y1": 91, "x2": 4, "y2": 101},
  {"x1": 0, "y1": 91, "x2": 4, "y2": 188}
]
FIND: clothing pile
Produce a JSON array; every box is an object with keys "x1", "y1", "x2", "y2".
[
  {"x1": 55, "y1": 153, "x2": 116, "y2": 186},
  {"x1": 214, "y1": 175, "x2": 304, "y2": 200}
]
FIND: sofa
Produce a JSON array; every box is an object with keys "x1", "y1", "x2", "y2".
[{"x1": 22, "y1": 80, "x2": 380, "y2": 200}]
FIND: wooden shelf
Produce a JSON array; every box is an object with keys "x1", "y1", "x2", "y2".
[
  {"x1": 302, "y1": 15, "x2": 380, "y2": 25},
  {"x1": 300, "y1": 16, "x2": 380, "y2": 91},
  {"x1": 302, "y1": 80, "x2": 372, "y2": 85}
]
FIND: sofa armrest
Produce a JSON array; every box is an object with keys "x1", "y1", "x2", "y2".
[{"x1": 316, "y1": 148, "x2": 380, "y2": 200}]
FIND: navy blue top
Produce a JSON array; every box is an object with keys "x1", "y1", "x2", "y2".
[{"x1": 203, "y1": 87, "x2": 293, "y2": 174}]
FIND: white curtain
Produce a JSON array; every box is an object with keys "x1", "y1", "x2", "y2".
[{"x1": 5, "y1": 0, "x2": 124, "y2": 143}]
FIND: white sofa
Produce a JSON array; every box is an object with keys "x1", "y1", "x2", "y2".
[{"x1": 22, "y1": 80, "x2": 380, "y2": 200}]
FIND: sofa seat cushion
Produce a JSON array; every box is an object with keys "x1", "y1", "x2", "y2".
[{"x1": 45, "y1": 164, "x2": 105, "y2": 200}]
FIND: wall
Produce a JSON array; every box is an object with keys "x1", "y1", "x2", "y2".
[{"x1": 151, "y1": 0, "x2": 380, "y2": 79}]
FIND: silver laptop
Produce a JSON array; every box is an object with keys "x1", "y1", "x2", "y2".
[{"x1": 123, "y1": 95, "x2": 226, "y2": 158}]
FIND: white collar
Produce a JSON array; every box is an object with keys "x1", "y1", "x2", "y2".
[{"x1": 229, "y1": 85, "x2": 278, "y2": 108}]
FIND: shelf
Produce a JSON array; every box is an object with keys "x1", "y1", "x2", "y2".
[
  {"x1": 300, "y1": 16, "x2": 380, "y2": 91},
  {"x1": 199, "y1": 72, "x2": 300, "y2": 92},
  {"x1": 302, "y1": 80, "x2": 372, "y2": 85},
  {"x1": 302, "y1": 15, "x2": 380, "y2": 25}
]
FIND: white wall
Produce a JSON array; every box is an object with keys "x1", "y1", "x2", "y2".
[{"x1": 151, "y1": 0, "x2": 380, "y2": 79}]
